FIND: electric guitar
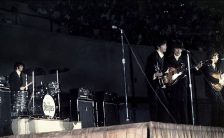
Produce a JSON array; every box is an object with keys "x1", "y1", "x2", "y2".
[
  {"x1": 210, "y1": 72, "x2": 224, "y2": 92},
  {"x1": 154, "y1": 63, "x2": 166, "y2": 88},
  {"x1": 165, "y1": 61, "x2": 203, "y2": 86}
]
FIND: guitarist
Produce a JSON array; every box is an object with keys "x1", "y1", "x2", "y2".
[
  {"x1": 165, "y1": 40, "x2": 190, "y2": 124},
  {"x1": 145, "y1": 35, "x2": 171, "y2": 122},
  {"x1": 201, "y1": 49, "x2": 224, "y2": 127}
]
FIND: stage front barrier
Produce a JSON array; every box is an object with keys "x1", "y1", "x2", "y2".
[
  {"x1": 7, "y1": 122, "x2": 148, "y2": 138},
  {"x1": 149, "y1": 121, "x2": 224, "y2": 138},
  {"x1": 4, "y1": 121, "x2": 224, "y2": 138}
]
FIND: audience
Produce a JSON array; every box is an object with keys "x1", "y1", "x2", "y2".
[{"x1": 4, "y1": 0, "x2": 223, "y2": 49}]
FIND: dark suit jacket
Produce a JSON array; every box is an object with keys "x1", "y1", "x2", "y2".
[
  {"x1": 9, "y1": 71, "x2": 23, "y2": 91},
  {"x1": 146, "y1": 51, "x2": 165, "y2": 85}
]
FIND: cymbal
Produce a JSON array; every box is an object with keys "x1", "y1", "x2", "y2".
[
  {"x1": 48, "y1": 68, "x2": 70, "y2": 74},
  {"x1": 23, "y1": 67, "x2": 46, "y2": 76}
]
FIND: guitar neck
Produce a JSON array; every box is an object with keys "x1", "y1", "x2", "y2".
[{"x1": 25, "y1": 82, "x2": 33, "y2": 88}]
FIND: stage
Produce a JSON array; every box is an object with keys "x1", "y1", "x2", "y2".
[
  {"x1": 3, "y1": 121, "x2": 224, "y2": 138},
  {"x1": 11, "y1": 118, "x2": 81, "y2": 135},
  {"x1": 0, "y1": 1, "x2": 224, "y2": 138}
]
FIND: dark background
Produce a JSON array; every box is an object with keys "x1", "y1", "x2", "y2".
[
  {"x1": 0, "y1": 23, "x2": 209, "y2": 124},
  {"x1": 0, "y1": 0, "x2": 222, "y2": 126}
]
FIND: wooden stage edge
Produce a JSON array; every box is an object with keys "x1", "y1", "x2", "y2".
[{"x1": 2, "y1": 121, "x2": 224, "y2": 138}]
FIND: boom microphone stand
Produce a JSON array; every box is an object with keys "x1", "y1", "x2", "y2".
[
  {"x1": 112, "y1": 25, "x2": 130, "y2": 122},
  {"x1": 32, "y1": 71, "x2": 35, "y2": 115},
  {"x1": 186, "y1": 50, "x2": 195, "y2": 125}
]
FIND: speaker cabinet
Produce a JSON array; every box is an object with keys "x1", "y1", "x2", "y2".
[
  {"x1": 70, "y1": 96, "x2": 96, "y2": 128},
  {"x1": 0, "y1": 91, "x2": 12, "y2": 136},
  {"x1": 77, "y1": 99, "x2": 95, "y2": 128},
  {"x1": 97, "y1": 101, "x2": 119, "y2": 126},
  {"x1": 104, "y1": 102, "x2": 119, "y2": 126}
]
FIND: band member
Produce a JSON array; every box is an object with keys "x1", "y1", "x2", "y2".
[
  {"x1": 145, "y1": 36, "x2": 171, "y2": 122},
  {"x1": 201, "y1": 49, "x2": 224, "y2": 127},
  {"x1": 9, "y1": 62, "x2": 25, "y2": 91},
  {"x1": 165, "y1": 40, "x2": 189, "y2": 124},
  {"x1": 9, "y1": 62, "x2": 26, "y2": 117}
]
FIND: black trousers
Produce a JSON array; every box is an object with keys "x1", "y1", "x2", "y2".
[
  {"x1": 209, "y1": 89, "x2": 224, "y2": 127},
  {"x1": 149, "y1": 87, "x2": 172, "y2": 123},
  {"x1": 167, "y1": 79, "x2": 189, "y2": 124}
]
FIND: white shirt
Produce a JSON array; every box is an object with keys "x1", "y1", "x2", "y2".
[
  {"x1": 157, "y1": 50, "x2": 164, "y2": 58},
  {"x1": 174, "y1": 53, "x2": 181, "y2": 61}
]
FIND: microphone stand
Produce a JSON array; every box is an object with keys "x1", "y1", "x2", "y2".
[
  {"x1": 186, "y1": 51, "x2": 195, "y2": 125},
  {"x1": 56, "y1": 70, "x2": 61, "y2": 119},
  {"x1": 32, "y1": 71, "x2": 35, "y2": 115},
  {"x1": 119, "y1": 28, "x2": 130, "y2": 122}
]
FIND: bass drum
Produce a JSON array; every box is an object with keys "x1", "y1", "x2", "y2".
[
  {"x1": 28, "y1": 94, "x2": 56, "y2": 118},
  {"x1": 42, "y1": 94, "x2": 56, "y2": 118}
]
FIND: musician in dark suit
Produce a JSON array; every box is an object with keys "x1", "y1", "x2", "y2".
[
  {"x1": 165, "y1": 40, "x2": 189, "y2": 124},
  {"x1": 9, "y1": 63, "x2": 25, "y2": 91},
  {"x1": 201, "y1": 49, "x2": 224, "y2": 127},
  {"x1": 9, "y1": 62, "x2": 26, "y2": 117},
  {"x1": 145, "y1": 36, "x2": 171, "y2": 122}
]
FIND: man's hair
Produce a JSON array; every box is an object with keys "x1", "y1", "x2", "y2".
[
  {"x1": 172, "y1": 39, "x2": 184, "y2": 49},
  {"x1": 207, "y1": 48, "x2": 219, "y2": 59},
  {"x1": 153, "y1": 35, "x2": 167, "y2": 49},
  {"x1": 14, "y1": 62, "x2": 24, "y2": 70}
]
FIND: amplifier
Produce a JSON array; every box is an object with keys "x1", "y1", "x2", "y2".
[
  {"x1": 0, "y1": 76, "x2": 8, "y2": 88},
  {"x1": 70, "y1": 98, "x2": 96, "y2": 128},
  {"x1": 78, "y1": 88, "x2": 94, "y2": 100},
  {"x1": 97, "y1": 101, "x2": 119, "y2": 126},
  {"x1": 70, "y1": 89, "x2": 96, "y2": 128},
  {"x1": 0, "y1": 90, "x2": 12, "y2": 136},
  {"x1": 77, "y1": 99, "x2": 96, "y2": 128}
]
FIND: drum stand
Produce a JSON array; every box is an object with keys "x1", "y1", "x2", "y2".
[
  {"x1": 25, "y1": 74, "x2": 28, "y2": 91},
  {"x1": 56, "y1": 70, "x2": 61, "y2": 119},
  {"x1": 26, "y1": 71, "x2": 36, "y2": 118}
]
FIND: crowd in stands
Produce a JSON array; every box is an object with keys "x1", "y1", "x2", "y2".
[{"x1": 6, "y1": 0, "x2": 224, "y2": 49}]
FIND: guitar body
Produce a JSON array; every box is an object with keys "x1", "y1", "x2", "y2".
[
  {"x1": 165, "y1": 67, "x2": 176, "y2": 86},
  {"x1": 211, "y1": 83, "x2": 223, "y2": 92},
  {"x1": 165, "y1": 61, "x2": 203, "y2": 86},
  {"x1": 154, "y1": 61, "x2": 203, "y2": 88},
  {"x1": 154, "y1": 64, "x2": 166, "y2": 88},
  {"x1": 165, "y1": 67, "x2": 185, "y2": 86},
  {"x1": 157, "y1": 76, "x2": 166, "y2": 88},
  {"x1": 211, "y1": 72, "x2": 224, "y2": 92}
]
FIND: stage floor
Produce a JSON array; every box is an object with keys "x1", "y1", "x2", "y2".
[
  {"x1": 11, "y1": 118, "x2": 81, "y2": 135},
  {"x1": 5, "y1": 121, "x2": 224, "y2": 138}
]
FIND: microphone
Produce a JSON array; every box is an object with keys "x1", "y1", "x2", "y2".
[
  {"x1": 182, "y1": 48, "x2": 190, "y2": 53},
  {"x1": 112, "y1": 25, "x2": 119, "y2": 29},
  {"x1": 220, "y1": 58, "x2": 224, "y2": 61},
  {"x1": 112, "y1": 25, "x2": 123, "y2": 34}
]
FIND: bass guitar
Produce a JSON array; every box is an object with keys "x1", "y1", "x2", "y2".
[
  {"x1": 154, "y1": 63, "x2": 167, "y2": 88},
  {"x1": 210, "y1": 72, "x2": 224, "y2": 92}
]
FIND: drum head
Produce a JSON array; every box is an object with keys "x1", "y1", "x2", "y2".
[{"x1": 42, "y1": 94, "x2": 55, "y2": 118}]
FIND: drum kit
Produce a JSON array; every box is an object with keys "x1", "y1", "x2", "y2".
[{"x1": 12, "y1": 67, "x2": 69, "y2": 119}]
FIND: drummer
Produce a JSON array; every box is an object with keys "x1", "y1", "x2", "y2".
[{"x1": 9, "y1": 62, "x2": 26, "y2": 117}]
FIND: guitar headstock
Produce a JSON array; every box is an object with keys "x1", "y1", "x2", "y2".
[
  {"x1": 196, "y1": 61, "x2": 203, "y2": 69},
  {"x1": 154, "y1": 63, "x2": 160, "y2": 72}
]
